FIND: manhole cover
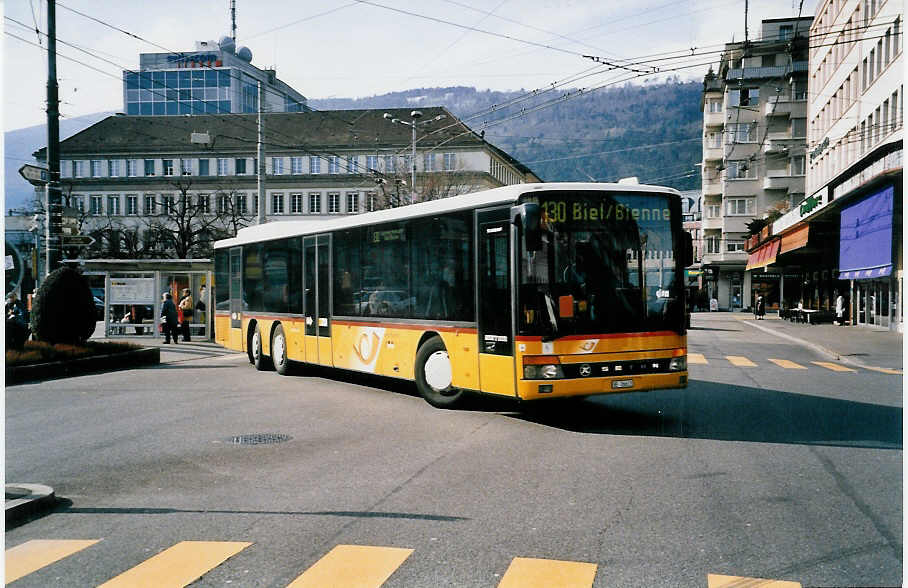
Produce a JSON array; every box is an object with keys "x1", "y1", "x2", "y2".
[{"x1": 229, "y1": 433, "x2": 292, "y2": 445}]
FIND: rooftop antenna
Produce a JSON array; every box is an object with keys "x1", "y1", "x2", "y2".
[
  {"x1": 744, "y1": 0, "x2": 749, "y2": 43},
  {"x1": 230, "y1": 0, "x2": 237, "y2": 42}
]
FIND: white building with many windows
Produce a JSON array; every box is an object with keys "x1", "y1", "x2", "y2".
[{"x1": 31, "y1": 107, "x2": 539, "y2": 258}]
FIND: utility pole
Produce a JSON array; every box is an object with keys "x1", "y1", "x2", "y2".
[
  {"x1": 45, "y1": 0, "x2": 63, "y2": 275},
  {"x1": 257, "y1": 81, "x2": 266, "y2": 224}
]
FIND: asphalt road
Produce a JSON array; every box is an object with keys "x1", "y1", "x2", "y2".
[{"x1": 5, "y1": 313, "x2": 902, "y2": 587}]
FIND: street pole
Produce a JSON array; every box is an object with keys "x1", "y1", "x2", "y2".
[
  {"x1": 45, "y1": 0, "x2": 63, "y2": 275},
  {"x1": 410, "y1": 123, "x2": 417, "y2": 205},
  {"x1": 257, "y1": 81, "x2": 265, "y2": 224}
]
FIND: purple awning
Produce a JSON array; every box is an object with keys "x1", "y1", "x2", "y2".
[{"x1": 838, "y1": 186, "x2": 893, "y2": 280}]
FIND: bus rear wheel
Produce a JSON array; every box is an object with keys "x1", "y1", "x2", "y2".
[
  {"x1": 271, "y1": 324, "x2": 290, "y2": 375},
  {"x1": 415, "y1": 336, "x2": 463, "y2": 408},
  {"x1": 250, "y1": 324, "x2": 271, "y2": 371}
]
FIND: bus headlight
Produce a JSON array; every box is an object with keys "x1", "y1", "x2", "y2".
[
  {"x1": 668, "y1": 356, "x2": 687, "y2": 371},
  {"x1": 523, "y1": 364, "x2": 565, "y2": 379}
]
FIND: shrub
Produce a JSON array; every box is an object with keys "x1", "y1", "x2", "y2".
[{"x1": 32, "y1": 266, "x2": 97, "y2": 345}]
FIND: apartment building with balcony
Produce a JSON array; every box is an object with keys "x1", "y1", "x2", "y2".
[{"x1": 700, "y1": 16, "x2": 813, "y2": 311}]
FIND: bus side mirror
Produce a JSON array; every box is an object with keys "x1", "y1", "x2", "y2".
[
  {"x1": 682, "y1": 232, "x2": 693, "y2": 267},
  {"x1": 511, "y1": 203, "x2": 542, "y2": 251}
]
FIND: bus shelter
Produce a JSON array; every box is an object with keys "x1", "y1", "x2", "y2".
[{"x1": 63, "y1": 259, "x2": 213, "y2": 340}]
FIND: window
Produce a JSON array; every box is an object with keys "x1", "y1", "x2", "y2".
[
  {"x1": 366, "y1": 155, "x2": 378, "y2": 171},
  {"x1": 217, "y1": 158, "x2": 229, "y2": 176},
  {"x1": 443, "y1": 152, "x2": 456, "y2": 171},
  {"x1": 328, "y1": 156, "x2": 340, "y2": 174},
  {"x1": 383, "y1": 155, "x2": 396, "y2": 173},
  {"x1": 198, "y1": 159, "x2": 210, "y2": 176},
  {"x1": 309, "y1": 192, "x2": 321, "y2": 213},
  {"x1": 144, "y1": 159, "x2": 156, "y2": 176},
  {"x1": 779, "y1": 25, "x2": 794, "y2": 40},
  {"x1": 104, "y1": 195, "x2": 119, "y2": 216},
  {"x1": 791, "y1": 155, "x2": 806, "y2": 175},
  {"x1": 235, "y1": 158, "x2": 247, "y2": 175},
  {"x1": 726, "y1": 241, "x2": 746, "y2": 252},
  {"x1": 727, "y1": 160, "x2": 755, "y2": 179},
  {"x1": 726, "y1": 198, "x2": 755, "y2": 216},
  {"x1": 126, "y1": 195, "x2": 138, "y2": 215},
  {"x1": 367, "y1": 191, "x2": 378, "y2": 211},
  {"x1": 73, "y1": 160, "x2": 86, "y2": 178},
  {"x1": 328, "y1": 192, "x2": 341, "y2": 213},
  {"x1": 347, "y1": 155, "x2": 357, "y2": 174},
  {"x1": 144, "y1": 194, "x2": 157, "y2": 215},
  {"x1": 791, "y1": 118, "x2": 807, "y2": 137},
  {"x1": 162, "y1": 194, "x2": 175, "y2": 214},
  {"x1": 90, "y1": 160, "x2": 102, "y2": 177},
  {"x1": 346, "y1": 192, "x2": 359, "y2": 213},
  {"x1": 272, "y1": 193, "x2": 284, "y2": 214},
  {"x1": 181, "y1": 159, "x2": 192, "y2": 175},
  {"x1": 309, "y1": 156, "x2": 321, "y2": 174},
  {"x1": 727, "y1": 123, "x2": 754, "y2": 143},
  {"x1": 71, "y1": 195, "x2": 85, "y2": 213},
  {"x1": 127, "y1": 159, "x2": 139, "y2": 177},
  {"x1": 236, "y1": 193, "x2": 247, "y2": 213},
  {"x1": 90, "y1": 195, "x2": 102, "y2": 215},
  {"x1": 271, "y1": 157, "x2": 284, "y2": 175},
  {"x1": 707, "y1": 98, "x2": 722, "y2": 113},
  {"x1": 424, "y1": 152, "x2": 436, "y2": 171},
  {"x1": 109, "y1": 160, "x2": 120, "y2": 177},
  {"x1": 162, "y1": 159, "x2": 174, "y2": 176},
  {"x1": 291, "y1": 157, "x2": 304, "y2": 174},
  {"x1": 705, "y1": 236, "x2": 720, "y2": 254},
  {"x1": 706, "y1": 204, "x2": 721, "y2": 218},
  {"x1": 729, "y1": 87, "x2": 759, "y2": 106},
  {"x1": 705, "y1": 131, "x2": 722, "y2": 148},
  {"x1": 197, "y1": 194, "x2": 210, "y2": 214},
  {"x1": 290, "y1": 193, "x2": 304, "y2": 214},
  {"x1": 403, "y1": 155, "x2": 413, "y2": 174}
]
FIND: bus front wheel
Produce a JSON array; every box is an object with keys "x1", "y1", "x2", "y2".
[
  {"x1": 415, "y1": 336, "x2": 463, "y2": 408},
  {"x1": 271, "y1": 324, "x2": 290, "y2": 375}
]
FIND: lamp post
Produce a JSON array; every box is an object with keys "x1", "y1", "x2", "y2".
[{"x1": 382, "y1": 110, "x2": 446, "y2": 204}]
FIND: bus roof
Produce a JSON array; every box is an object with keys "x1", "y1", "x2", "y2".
[{"x1": 214, "y1": 182, "x2": 681, "y2": 249}]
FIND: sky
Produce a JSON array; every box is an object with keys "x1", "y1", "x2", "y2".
[{"x1": 3, "y1": 0, "x2": 816, "y2": 131}]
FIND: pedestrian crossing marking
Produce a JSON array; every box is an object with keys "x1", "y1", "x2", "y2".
[
  {"x1": 726, "y1": 356, "x2": 757, "y2": 367},
  {"x1": 98, "y1": 541, "x2": 251, "y2": 588},
  {"x1": 286, "y1": 544, "x2": 413, "y2": 588},
  {"x1": 708, "y1": 572, "x2": 801, "y2": 587},
  {"x1": 5, "y1": 539, "x2": 101, "y2": 584},
  {"x1": 688, "y1": 353, "x2": 708, "y2": 364},
  {"x1": 767, "y1": 358, "x2": 807, "y2": 369},
  {"x1": 498, "y1": 557, "x2": 598, "y2": 588},
  {"x1": 812, "y1": 361, "x2": 856, "y2": 372}
]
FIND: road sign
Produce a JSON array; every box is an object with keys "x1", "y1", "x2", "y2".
[
  {"x1": 61, "y1": 235, "x2": 95, "y2": 247},
  {"x1": 18, "y1": 164, "x2": 48, "y2": 186}
]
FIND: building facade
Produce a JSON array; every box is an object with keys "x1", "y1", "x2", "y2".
[
  {"x1": 701, "y1": 17, "x2": 813, "y2": 311},
  {"x1": 123, "y1": 38, "x2": 307, "y2": 116},
  {"x1": 31, "y1": 107, "x2": 539, "y2": 259},
  {"x1": 746, "y1": 0, "x2": 902, "y2": 330}
]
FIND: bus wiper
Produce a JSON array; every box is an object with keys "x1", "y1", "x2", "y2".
[{"x1": 543, "y1": 291, "x2": 559, "y2": 341}]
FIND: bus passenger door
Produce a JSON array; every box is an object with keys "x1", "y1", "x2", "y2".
[
  {"x1": 303, "y1": 235, "x2": 332, "y2": 366},
  {"x1": 229, "y1": 247, "x2": 243, "y2": 350},
  {"x1": 477, "y1": 209, "x2": 516, "y2": 396}
]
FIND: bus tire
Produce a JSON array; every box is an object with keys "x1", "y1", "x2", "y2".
[
  {"x1": 415, "y1": 336, "x2": 463, "y2": 408},
  {"x1": 271, "y1": 324, "x2": 290, "y2": 375},
  {"x1": 250, "y1": 324, "x2": 271, "y2": 371}
]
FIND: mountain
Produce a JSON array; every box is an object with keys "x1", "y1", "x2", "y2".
[
  {"x1": 309, "y1": 80, "x2": 703, "y2": 190},
  {"x1": 4, "y1": 112, "x2": 114, "y2": 212}
]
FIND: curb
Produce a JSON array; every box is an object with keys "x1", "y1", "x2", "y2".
[
  {"x1": 737, "y1": 318, "x2": 902, "y2": 374},
  {"x1": 6, "y1": 347, "x2": 161, "y2": 385},
  {"x1": 6, "y1": 484, "x2": 56, "y2": 525}
]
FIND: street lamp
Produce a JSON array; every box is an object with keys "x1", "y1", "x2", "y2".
[{"x1": 383, "y1": 110, "x2": 446, "y2": 204}]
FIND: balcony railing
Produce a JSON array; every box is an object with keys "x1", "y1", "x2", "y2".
[{"x1": 725, "y1": 61, "x2": 808, "y2": 81}]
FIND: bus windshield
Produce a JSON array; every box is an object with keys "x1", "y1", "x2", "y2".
[{"x1": 518, "y1": 190, "x2": 683, "y2": 338}]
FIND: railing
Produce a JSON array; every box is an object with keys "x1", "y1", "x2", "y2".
[{"x1": 725, "y1": 61, "x2": 808, "y2": 80}]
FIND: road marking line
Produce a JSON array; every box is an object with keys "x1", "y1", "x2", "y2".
[
  {"x1": 708, "y1": 572, "x2": 801, "y2": 587},
  {"x1": 767, "y1": 358, "x2": 807, "y2": 369},
  {"x1": 5, "y1": 539, "x2": 101, "y2": 584},
  {"x1": 98, "y1": 541, "x2": 251, "y2": 588},
  {"x1": 812, "y1": 361, "x2": 856, "y2": 372},
  {"x1": 286, "y1": 544, "x2": 413, "y2": 588},
  {"x1": 688, "y1": 353, "x2": 708, "y2": 364},
  {"x1": 497, "y1": 557, "x2": 597, "y2": 588},
  {"x1": 862, "y1": 366, "x2": 902, "y2": 375},
  {"x1": 726, "y1": 355, "x2": 757, "y2": 367}
]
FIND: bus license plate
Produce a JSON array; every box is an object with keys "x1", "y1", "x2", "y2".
[{"x1": 612, "y1": 379, "x2": 633, "y2": 389}]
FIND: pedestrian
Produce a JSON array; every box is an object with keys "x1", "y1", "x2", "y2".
[
  {"x1": 835, "y1": 292, "x2": 845, "y2": 326},
  {"x1": 6, "y1": 292, "x2": 29, "y2": 349},
  {"x1": 756, "y1": 294, "x2": 765, "y2": 319},
  {"x1": 196, "y1": 285, "x2": 207, "y2": 336},
  {"x1": 178, "y1": 287, "x2": 193, "y2": 342},
  {"x1": 160, "y1": 292, "x2": 179, "y2": 344}
]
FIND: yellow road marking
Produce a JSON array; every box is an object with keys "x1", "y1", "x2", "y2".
[
  {"x1": 708, "y1": 572, "x2": 801, "y2": 587},
  {"x1": 812, "y1": 361, "x2": 856, "y2": 372},
  {"x1": 688, "y1": 353, "x2": 708, "y2": 364},
  {"x1": 498, "y1": 557, "x2": 597, "y2": 588},
  {"x1": 98, "y1": 541, "x2": 250, "y2": 588},
  {"x1": 6, "y1": 539, "x2": 100, "y2": 584},
  {"x1": 863, "y1": 366, "x2": 902, "y2": 375},
  {"x1": 726, "y1": 355, "x2": 757, "y2": 367},
  {"x1": 767, "y1": 358, "x2": 807, "y2": 369},
  {"x1": 287, "y1": 544, "x2": 413, "y2": 588}
]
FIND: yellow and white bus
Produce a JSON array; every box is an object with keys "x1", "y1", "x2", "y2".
[{"x1": 213, "y1": 182, "x2": 691, "y2": 408}]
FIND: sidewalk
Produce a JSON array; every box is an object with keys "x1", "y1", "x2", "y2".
[{"x1": 697, "y1": 312, "x2": 903, "y2": 374}]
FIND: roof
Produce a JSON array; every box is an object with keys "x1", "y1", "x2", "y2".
[
  {"x1": 215, "y1": 182, "x2": 682, "y2": 249},
  {"x1": 34, "y1": 107, "x2": 489, "y2": 158}
]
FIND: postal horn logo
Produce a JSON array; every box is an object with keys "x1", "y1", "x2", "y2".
[
  {"x1": 353, "y1": 332, "x2": 381, "y2": 364},
  {"x1": 579, "y1": 364, "x2": 592, "y2": 377}
]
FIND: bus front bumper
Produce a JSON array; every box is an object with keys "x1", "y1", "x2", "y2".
[{"x1": 517, "y1": 371, "x2": 688, "y2": 401}]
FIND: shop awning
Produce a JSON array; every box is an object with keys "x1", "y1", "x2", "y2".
[
  {"x1": 838, "y1": 185, "x2": 894, "y2": 280},
  {"x1": 780, "y1": 224, "x2": 809, "y2": 254},
  {"x1": 745, "y1": 239, "x2": 780, "y2": 271}
]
